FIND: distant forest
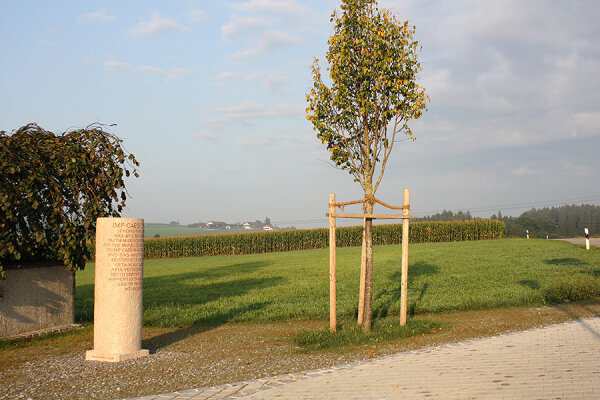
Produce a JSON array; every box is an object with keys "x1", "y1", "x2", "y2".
[{"x1": 414, "y1": 204, "x2": 600, "y2": 239}]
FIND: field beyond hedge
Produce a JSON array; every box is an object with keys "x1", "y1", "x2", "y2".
[{"x1": 76, "y1": 239, "x2": 600, "y2": 327}]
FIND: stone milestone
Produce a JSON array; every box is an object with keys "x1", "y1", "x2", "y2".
[{"x1": 86, "y1": 218, "x2": 149, "y2": 362}]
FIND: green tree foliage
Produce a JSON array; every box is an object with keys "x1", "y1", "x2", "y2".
[
  {"x1": 307, "y1": 0, "x2": 428, "y2": 195},
  {"x1": 418, "y1": 204, "x2": 600, "y2": 239},
  {"x1": 503, "y1": 216, "x2": 558, "y2": 239},
  {"x1": 415, "y1": 210, "x2": 473, "y2": 222},
  {"x1": 307, "y1": 0, "x2": 428, "y2": 331},
  {"x1": 504, "y1": 204, "x2": 600, "y2": 238},
  {"x1": 0, "y1": 123, "x2": 139, "y2": 294}
]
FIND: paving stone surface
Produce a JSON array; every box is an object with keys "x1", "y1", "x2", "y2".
[{"x1": 124, "y1": 318, "x2": 600, "y2": 400}]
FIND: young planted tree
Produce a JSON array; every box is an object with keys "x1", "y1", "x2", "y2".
[{"x1": 306, "y1": 0, "x2": 428, "y2": 331}]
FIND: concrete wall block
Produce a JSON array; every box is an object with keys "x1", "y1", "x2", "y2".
[{"x1": 0, "y1": 266, "x2": 75, "y2": 338}]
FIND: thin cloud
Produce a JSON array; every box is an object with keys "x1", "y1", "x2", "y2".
[
  {"x1": 222, "y1": 16, "x2": 267, "y2": 39},
  {"x1": 137, "y1": 65, "x2": 189, "y2": 81},
  {"x1": 572, "y1": 112, "x2": 600, "y2": 138},
  {"x1": 201, "y1": 116, "x2": 229, "y2": 130},
  {"x1": 202, "y1": 102, "x2": 303, "y2": 129},
  {"x1": 77, "y1": 10, "x2": 115, "y2": 23},
  {"x1": 216, "y1": 102, "x2": 301, "y2": 119},
  {"x1": 264, "y1": 74, "x2": 291, "y2": 96},
  {"x1": 105, "y1": 60, "x2": 130, "y2": 72},
  {"x1": 217, "y1": 102, "x2": 266, "y2": 115},
  {"x1": 236, "y1": 131, "x2": 314, "y2": 148},
  {"x1": 191, "y1": 131, "x2": 218, "y2": 141},
  {"x1": 231, "y1": 0, "x2": 312, "y2": 18},
  {"x1": 231, "y1": 31, "x2": 300, "y2": 60},
  {"x1": 105, "y1": 60, "x2": 189, "y2": 82},
  {"x1": 128, "y1": 12, "x2": 186, "y2": 37},
  {"x1": 215, "y1": 71, "x2": 242, "y2": 80},
  {"x1": 386, "y1": 0, "x2": 600, "y2": 157},
  {"x1": 188, "y1": 8, "x2": 207, "y2": 23},
  {"x1": 512, "y1": 166, "x2": 541, "y2": 176},
  {"x1": 236, "y1": 134, "x2": 282, "y2": 147}
]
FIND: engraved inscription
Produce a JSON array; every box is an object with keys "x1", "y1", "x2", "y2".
[{"x1": 105, "y1": 224, "x2": 144, "y2": 291}]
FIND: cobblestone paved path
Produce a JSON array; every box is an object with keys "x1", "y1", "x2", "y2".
[{"x1": 126, "y1": 318, "x2": 600, "y2": 400}]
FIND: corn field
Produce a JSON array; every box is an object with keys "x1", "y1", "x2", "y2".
[{"x1": 136, "y1": 219, "x2": 505, "y2": 260}]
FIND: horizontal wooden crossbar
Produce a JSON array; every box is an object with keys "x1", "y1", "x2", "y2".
[{"x1": 326, "y1": 213, "x2": 413, "y2": 219}]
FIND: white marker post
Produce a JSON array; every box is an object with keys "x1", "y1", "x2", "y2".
[
  {"x1": 585, "y1": 228, "x2": 590, "y2": 250},
  {"x1": 526, "y1": 230, "x2": 529, "y2": 239}
]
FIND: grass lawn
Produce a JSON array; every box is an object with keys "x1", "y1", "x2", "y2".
[
  {"x1": 76, "y1": 239, "x2": 600, "y2": 327},
  {"x1": 3, "y1": 239, "x2": 599, "y2": 399}
]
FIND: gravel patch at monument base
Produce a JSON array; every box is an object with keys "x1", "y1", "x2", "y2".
[
  {"x1": 1, "y1": 347, "x2": 353, "y2": 400},
  {"x1": 0, "y1": 322, "x2": 358, "y2": 400}
]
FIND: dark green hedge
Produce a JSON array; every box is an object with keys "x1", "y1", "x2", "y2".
[
  {"x1": 1, "y1": 123, "x2": 139, "y2": 296},
  {"x1": 139, "y1": 219, "x2": 505, "y2": 260}
]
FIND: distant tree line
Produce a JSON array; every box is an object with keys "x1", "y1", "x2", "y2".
[
  {"x1": 500, "y1": 204, "x2": 600, "y2": 238},
  {"x1": 414, "y1": 210, "x2": 474, "y2": 222},
  {"x1": 415, "y1": 204, "x2": 600, "y2": 239}
]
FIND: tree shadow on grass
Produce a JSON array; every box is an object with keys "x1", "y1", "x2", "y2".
[
  {"x1": 372, "y1": 262, "x2": 439, "y2": 319},
  {"x1": 519, "y1": 279, "x2": 540, "y2": 290},
  {"x1": 142, "y1": 302, "x2": 270, "y2": 352},
  {"x1": 544, "y1": 258, "x2": 588, "y2": 266},
  {"x1": 542, "y1": 258, "x2": 599, "y2": 278},
  {"x1": 142, "y1": 274, "x2": 282, "y2": 308},
  {"x1": 408, "y1": 283, "x2": 430, "y2": 317},
  {"x1": 76, "y1": 260, "x2": 283, "y2": 349},
  {"x1": 188, "y1": 261, "x2": 270, "y2": 278}
]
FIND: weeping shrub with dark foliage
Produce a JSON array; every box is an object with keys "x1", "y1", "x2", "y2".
[{"x1": 0, "y1": 123, "x2": 139, "y2": 296}]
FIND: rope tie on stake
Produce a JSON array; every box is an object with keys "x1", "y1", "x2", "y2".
[{"x1": 333, "y1": 194, "x2": 409, "y2": 211}]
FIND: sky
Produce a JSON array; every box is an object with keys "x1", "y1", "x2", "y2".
[{"x1": 1, "y1": 0, "x2": 599, "y2": 228}]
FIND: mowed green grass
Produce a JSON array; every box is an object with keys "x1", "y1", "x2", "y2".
[{"x1": 75, "y1": 239, "x2": 600, "y2": 327}]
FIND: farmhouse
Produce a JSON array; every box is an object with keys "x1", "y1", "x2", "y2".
[
  {"x1": 243, "y1": 221, "x2": 264, "y2": 230},
  {"x1": 263, "y1": 225, "x2": 280, "y2": 231},
  {"x1": 206, "y1": 221, "x2": 228, "y2": 229}
]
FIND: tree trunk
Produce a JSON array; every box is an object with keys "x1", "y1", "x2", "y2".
[
  {"x1": 362, "y1": 216, "x2": 374, "y2": 331},
  {"x1": 360, "y1": 184, "x2": 375, "y2": 332},
  {"x1": 357, "y1": 218, "x2": 366, "y2": 326}
]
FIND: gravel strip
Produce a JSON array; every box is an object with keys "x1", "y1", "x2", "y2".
[
  {"x1": 1, "y1": 348, "x2": 356, "y2": 400},
  {"x1": 0, "y1": 322, "x2": 360, "y2": 400}
]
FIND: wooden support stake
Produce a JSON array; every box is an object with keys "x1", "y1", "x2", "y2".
[
  {"x1": 357, "y1": 217, "x2": 367, "y2": 326},
  {"x1": 400, "y1": 188, "x2": 410, "y2": 326},
  {"x1": 329, "y1": 193, "x2": 337, "y2": 332}
]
